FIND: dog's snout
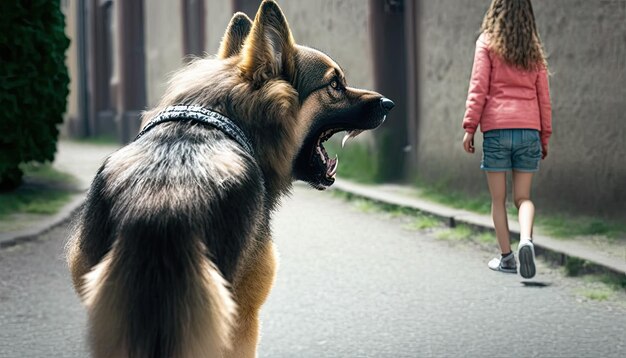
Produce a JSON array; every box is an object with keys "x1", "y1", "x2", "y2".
[{"x1": 380, "y1": 98, "x2": 395, "y2": 113}]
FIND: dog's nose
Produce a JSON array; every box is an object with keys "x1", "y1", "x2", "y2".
[{"x1": 380, "y1": 98, "x2": 395, "y2": 113}]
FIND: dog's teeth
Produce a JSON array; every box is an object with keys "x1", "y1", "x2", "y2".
[
  {"x1": 328, "y1": 155, "x2": 339, "y2": 177},
  {"x1": 350, "y1": 129, "x2": 363, "y2": 139},
  {"x1": 342, "y1": 130, "x2": 364, "y2": 148},
  {"x1": 341, "y1": 134, "x2": 350, "y2": 148}
]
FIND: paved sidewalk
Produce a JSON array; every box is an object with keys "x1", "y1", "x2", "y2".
[
  {"x1": 0, "y1": 140, "x2": 119, "y2": 248},
  {"x1": 1, "y1": 140, "x2": 624, "y2": 278}
]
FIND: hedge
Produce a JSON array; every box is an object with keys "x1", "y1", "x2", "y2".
[{"x1": 0, "y1": 0, "x2": 70, "y2": 191}]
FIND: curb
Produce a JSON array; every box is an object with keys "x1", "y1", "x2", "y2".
[
  {"x1": 332, "y1": 180, "x2": 626, "y2": 278},
  {"x1": 0, "y1": 194, "x2": 85, "y2": 249}
]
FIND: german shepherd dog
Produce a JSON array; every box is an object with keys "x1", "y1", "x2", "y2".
[{"x1": 67, "y1": 1, "x2": 394, "y2": 357}]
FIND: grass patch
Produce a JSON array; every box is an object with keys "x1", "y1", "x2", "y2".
[
  {"x1": 330, "y1": 189, "x2": 352, "y2": 200},
  {"x1": 332, "y1": 190, "x2": 445, "y2": 230},
  {"x1": 415, "y1": 181, "x2": 493, "y2": 215},
  {"x1": 22, "y1": 162, "x2": 76, "y2": 183},
  {"x1": 600, "y1": 274, "x2": 626, "y2": 290},
  {"x1": 536, "y1": 215, "x2": 626, "y2": 240},
  {"x1": 71, "y1": 135, "x2": 119, "y2": 146},
  {"x1": 436, "y1": 225, "x2": 473, "y2": 241},
  {"x1": 404, "y1": 215, "x2": 441, "y2": 231},
  {"x1": 584, "y1": 273, "x2": 626, "y2": 291},
  {"x1": 387, "y1": 207, "x2": 412, "y2": 218},
  {"x1": 352, "y1": 199, "x2": 382, "y2": 214},
  {"x1": 578, "y1": 288, "x2": 613, "y2": 301},
  {"x1": 573, "y1": 273, "x2": 626, "y2": 301},
  {"x1": 563, "y1": 260, "x2": 626, "y2": 297},
  {"x1": 0, "y1": 163, "x2": 77, "y2": 220},
  {"x1": 0, "y1": 189, "x2": 72, "y2": 218},
  {"x1": 475, "y1": 231, "x2": 496, "y2": 244},
  {"x1": 325, "y1": 139, "x2": 380, "y2": 184}
]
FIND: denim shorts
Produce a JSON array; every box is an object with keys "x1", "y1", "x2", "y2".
[{"x1": 481, "y1": 129, "x2": 541, "y2": 172}]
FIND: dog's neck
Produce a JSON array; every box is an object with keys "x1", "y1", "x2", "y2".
[
  {"x1": 138, "y1": 103, "x2": 293, "y2": 211},
  {"x1": 135, "y1": 105, "x2": 255, "y2": 158}
]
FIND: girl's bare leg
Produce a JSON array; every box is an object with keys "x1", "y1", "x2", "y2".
[
  {"x1": 486, "y1": 171, "x2": 510, "y2": 253},
  {"x1": 512, "y1": 171, "x2": 535, "y2": 239}
]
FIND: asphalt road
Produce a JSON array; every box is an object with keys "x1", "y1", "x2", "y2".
[{"x1": 1, "y1": 186, "x2": 625, "y2": 357}]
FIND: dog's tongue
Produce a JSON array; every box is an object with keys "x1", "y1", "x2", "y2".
[
  {"x1": 341, "y1": 130, "x2": 363, "y2": 148},
  {"x1": 327, "y1": 155, "x2": 339, "y2": 178}
]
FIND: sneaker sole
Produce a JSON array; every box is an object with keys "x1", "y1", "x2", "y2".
[
  {"x1": 498, "y1": 267, "x2": 517, "y2": 274},
  {"x1": 519, "y1": 245, "x2": 536, "y2": 279}
]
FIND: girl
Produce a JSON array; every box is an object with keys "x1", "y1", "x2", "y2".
[{"x1": 462, "y1": 0, "x2": 552, "y2": 279}]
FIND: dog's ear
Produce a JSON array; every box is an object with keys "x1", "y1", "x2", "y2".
[
  {"x1": 218, "y1": 12, "x2": 253, "y2": 59},
  {"x1": 239, "y1": 0, "x2": 296, "y2": 85}
]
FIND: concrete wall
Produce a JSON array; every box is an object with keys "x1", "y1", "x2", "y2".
[
  {"x1": 145, "y1": 0, "x2": 234, "y2": 108},
  {"x1": 205, "y1": 0, "x2": 233, "y2": 56},
  {"x1": 414, "y1": 0, "x2": 626, "y2": 217},
  {"x1": 203, "y1": 0, "x2": 372, "y2": 89},
  {"x1": 143, "y1": 0, "x2": 240, "y2": 106},
  {"x1": 61, "y1": 0, "x2": 79, "y2": 137},
  {"x1": 279, "y1": 0, "x2": 372, "y2": 90},
  {"x1": 144, "y1": 1, "x2": 184, "y2": 107}
]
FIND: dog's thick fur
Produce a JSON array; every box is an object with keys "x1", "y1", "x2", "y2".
[{"x1": 66, "y1": 1, "x2": 392, "y2": 357}]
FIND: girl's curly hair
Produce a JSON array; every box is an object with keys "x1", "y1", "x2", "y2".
[{"x1": 481, "y1": 0, "x2": 547, "y2": 71}]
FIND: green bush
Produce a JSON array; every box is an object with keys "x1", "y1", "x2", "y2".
[{"x1": 0, "y1": 0, "x2": 70, "y2": 191}]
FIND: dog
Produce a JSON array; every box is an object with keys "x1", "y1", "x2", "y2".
[{"x1": 66, "y1": 1, "x2": 394, "y2": 357}]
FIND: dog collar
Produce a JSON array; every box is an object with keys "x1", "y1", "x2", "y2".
[{"x1": 135, "y1": 105, "x2": 254, "y2": 156}]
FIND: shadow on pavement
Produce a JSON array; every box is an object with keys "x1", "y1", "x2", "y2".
[{"x1": 521, "y1": 281, "x2": 552, "y2": 288}]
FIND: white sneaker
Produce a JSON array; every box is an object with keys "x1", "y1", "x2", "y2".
[
  {"x1": 488, "y1": 253, "x2": 517, "y2": 274},
  {"x1": 518, "y1": 238, "x2": 536, "y2": 279}
]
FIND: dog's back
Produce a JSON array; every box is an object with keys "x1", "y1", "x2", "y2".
[{"x1": 72, "y1": 123, "x2": 265, "y2": 357}]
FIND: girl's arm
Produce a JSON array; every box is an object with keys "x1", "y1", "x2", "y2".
[
  {"x1": 462, "y1": 35, "x2": 491, "y2": 134},
  {"x1": 537, "y1": 67, "x2": 552, "y2": 151}
]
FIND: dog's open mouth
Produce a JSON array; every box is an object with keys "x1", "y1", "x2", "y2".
[
  {"x1": 293, "y1": 97, "x2": 392, "y2": 190},
  {"x1": 306, "y1": 127, "x2": 364, "y2": 189}
]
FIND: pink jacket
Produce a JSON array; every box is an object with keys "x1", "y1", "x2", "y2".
[{"x1": 462, "y1": 33, "x2": 552, "y2": 147}]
